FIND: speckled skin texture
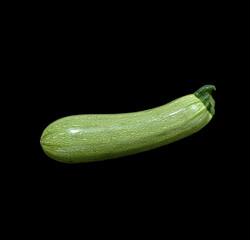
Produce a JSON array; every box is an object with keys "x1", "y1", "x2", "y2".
[{"x1": 41, "y1": 87, "x2": 215, "y2": 163}]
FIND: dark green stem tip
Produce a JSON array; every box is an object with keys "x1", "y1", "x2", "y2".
[{"x1": 194, "y1": 85, "x2": 216, "y2": 116}]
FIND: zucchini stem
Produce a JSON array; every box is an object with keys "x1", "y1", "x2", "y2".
[{"x1": 194, "y1": 85, "x2": 216, "y2": 116}]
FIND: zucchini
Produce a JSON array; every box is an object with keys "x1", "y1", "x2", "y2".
[{"x1": 41, "y1": 85, "x2": 215, "y2": 163}]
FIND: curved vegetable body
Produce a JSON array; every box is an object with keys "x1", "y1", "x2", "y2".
[{"x1": 41, "y1": 85, "x2": 215, "y2": 163}]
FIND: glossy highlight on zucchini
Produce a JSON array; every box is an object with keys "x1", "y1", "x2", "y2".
[{"x1": 40, "y1": 85, "x2": 216, "y2": 163}]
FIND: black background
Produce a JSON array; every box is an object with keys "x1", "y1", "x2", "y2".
[{"x1": 6, "y1": 3, "x2": 242, "y2": 234}]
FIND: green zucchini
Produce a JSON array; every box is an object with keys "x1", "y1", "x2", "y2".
[{"x1": 40, "y1": 85, "x2": 215, "y2": 163}]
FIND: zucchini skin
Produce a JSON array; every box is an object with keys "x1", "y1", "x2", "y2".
[{"x1": 41, "y1": 85, "x2": 215, "y2": 163}]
